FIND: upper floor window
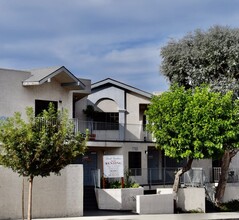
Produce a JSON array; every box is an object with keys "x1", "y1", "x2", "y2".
[
  {"x1": 92, "y1": 98, "x2": 119, "y2": 130},
  {"x1": 140, "y1": 104, "x2": 148, "y2": 131},
  {"x1": 93, "y1": 112, "x2": 119, "y2": 130},
  {"x1": 35, "y1": 100, "x2": 58, "y2": 116}
]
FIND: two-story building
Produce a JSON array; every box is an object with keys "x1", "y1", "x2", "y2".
[
  {"x1": 74, "y1": 78, "x2": 180, "y2": 188},
  {"x1": 2, "y1": 66, "x2": 239, "y2": 204}
]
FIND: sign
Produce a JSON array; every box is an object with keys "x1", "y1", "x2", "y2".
[{"x1": 103, "y1": 155, "x2": 124, "y2": 178}]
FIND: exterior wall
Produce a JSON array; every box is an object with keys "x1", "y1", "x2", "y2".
[
  {"x1": 126, "y1": 92, "x2": 150, "y2": 125},
  {"x1": 75, "y1": 97, "x2": 88, "y2": 121},
  {"x1": 0, "y1": 69, "x2": 30, "y2": 118},
  {"x1": 222, "y1": 183, "x2": 239, "y2": 202},
  {"x1": 88, "y1": 86, "x2": 125, "y2": 111},
  {"x1": 177, "y1": 187, "x2": 205, "y2": 212},
  {"x1": 136, "y1": 194, "x2": 174, "y2": 214},
  {"x1": 0, "y1": 69, "x2": 73, "y2": 119},
  {"x1": 0, "y1": 165, "x2": 83, "y2": 219},
  {"x1": 95, "y1": 187, "x2": 144, "y2": 211},
  {"x1": 126, "y1": 92, "x2": 150, "y2": 141},
  {"x1": 230, "y1": 153, "x2": 239, "y2": 168}
]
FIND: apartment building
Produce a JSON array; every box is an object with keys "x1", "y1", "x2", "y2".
[
  {"x1": 1, "y1": 66, "x2": 238, "y2": 189},
  {"x1": 74, "y1": 78, "x2": 178, "y2": 187}
]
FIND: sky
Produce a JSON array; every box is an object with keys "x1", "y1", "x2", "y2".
[{"x1": 0, "y1": 0, "x2": 239, "y2": 93}]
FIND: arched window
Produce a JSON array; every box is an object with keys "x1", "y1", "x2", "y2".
[{"x1": 93, "y1": 99, "x2": 119, "y2": 130}]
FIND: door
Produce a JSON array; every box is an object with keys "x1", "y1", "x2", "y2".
[
  {"x1": 147, "y1": 147, "x2": 160, "y2": 184},
  {"x1": 75, "y1": 152, "x2": 98, "y2": 186}
]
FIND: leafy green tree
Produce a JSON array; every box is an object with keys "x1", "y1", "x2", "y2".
[
  {"x1": 146, "y1": 85, "x2": 239, "y2": 196},
  {"x1": 0, "y1": 104, "x2": 87, "y2": 220},
  {"x1": 160, "y1": 25, "x2": 239, "y2": 204}
]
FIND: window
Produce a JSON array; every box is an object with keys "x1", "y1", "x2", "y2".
[
  {"x1": 35, "y1": 100, "x2": 58, "y2": 116},
  {"x1": 143, "y1": 114, "x2": 147, "y2": 131},
  {"x1": 93, "y1": 112, "x2": 119, "y2": 130},
  {"x1": 128, "y1": 152, "x2": 141, "y2": 176},
  {"x1": 140, "y1": 104, "x2": 148, "y2": 131}
]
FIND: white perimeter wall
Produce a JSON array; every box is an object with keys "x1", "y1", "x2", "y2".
[{"x1": 0, "y1": 165, "x2": 83, "y2": 219}]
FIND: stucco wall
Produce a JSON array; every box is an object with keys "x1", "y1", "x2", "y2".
[
  {"x1": 222, "y1": 183, "x2": 239, "y2": 202},
  {"x1": 0, "y1": 165, "x2": 83, "y2": 219},
  {"x1": 177, "y1": 187, "x2": 205, "y2": 212},
  {"x1": 126, "y1": 92, "x2": 150, "y2": 125},
  {"x1": 136, "y1": 193, "x2": 174, "y2": 214},
  {"x1": 95, "y1": 187, "x2": 144, "y2": 211}
]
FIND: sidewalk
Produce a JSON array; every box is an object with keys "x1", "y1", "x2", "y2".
[{"x1": 33, "y1": 211, "x2": 239, "y2": 220}]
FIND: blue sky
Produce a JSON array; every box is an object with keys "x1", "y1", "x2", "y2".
[{"x1": 0, "y1": 0, "x2": 239, "y2": 93}]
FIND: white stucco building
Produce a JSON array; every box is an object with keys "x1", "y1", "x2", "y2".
[
  {"x1": 74, "y1": 78, "x2": 182, "y2": 188},
  {"x1": 2, "y1": 67, "x2": 239, "y2": 211}
]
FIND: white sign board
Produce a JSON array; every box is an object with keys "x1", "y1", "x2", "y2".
[{"x1": 103, "y1": 155, "x2": 124, "y2": 178}]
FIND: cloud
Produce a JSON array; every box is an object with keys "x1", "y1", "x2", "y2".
[{"x1": 0, "y1": 0, "x2": 238, "y2": 92}]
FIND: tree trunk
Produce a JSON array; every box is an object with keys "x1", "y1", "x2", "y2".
[
  {"x1": 173, "y1": 158, "x2": 193, "y2": 193},
  {"x1": 215, "y1": 150, "x2": 238, "y2": 205},
  {"x1": 27, "y1": 176, "x2": 34, "y2": 220}
]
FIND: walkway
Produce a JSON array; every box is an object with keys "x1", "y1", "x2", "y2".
[{"x1": 33, "y1": 211, "x2": 239, "y2": 220}]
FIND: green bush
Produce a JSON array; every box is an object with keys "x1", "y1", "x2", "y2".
[{"x1": 109, "y1": 180, "x2": 122, "y2": 189}]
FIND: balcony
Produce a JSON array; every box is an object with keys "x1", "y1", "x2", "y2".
[{"x1": 73, "y1": 119, "x2": 154, "y2": 142}]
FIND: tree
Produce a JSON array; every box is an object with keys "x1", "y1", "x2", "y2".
[
  {"x1": 160, "y1": 25, "x2": 239, "y2": 204},
  {"x1": 161, "y1": 25, "x2": 239, "y2": 95},
  {"x1": 146, "y1": 85, "x2": 239, "y2": 196},
  {"x1": 0, "y1": 104, "x2": 87, "y2": 220}
]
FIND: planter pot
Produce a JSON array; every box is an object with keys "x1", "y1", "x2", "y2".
[
  {"x1": 89, "y1": 133, "x2": 96, "y2": 140},
  {"x1": 95, "y1": 187, "x2": 144, "y2": 211}
]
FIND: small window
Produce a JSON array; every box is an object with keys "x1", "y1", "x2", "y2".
[
  {"x1": 143, "y1": 115, "x2": 147, "y2": 131},
  {"x1": 35, "y1": 100, "x2": 58, "y2": 116},
  {"x1": 128, "y1": 152, "x2": 141, "y2": 176}
]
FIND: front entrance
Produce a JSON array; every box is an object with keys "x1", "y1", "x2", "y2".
[
  {"x1": 82, "y1": 152, "x2": 98, "y2": 186},
  {"x1": 74, "y1": 151, "x2": 98, "y2": 186}
]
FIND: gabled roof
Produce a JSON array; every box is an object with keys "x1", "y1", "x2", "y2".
[
  {"x1": 91, "y1": 78, "x2": 152, "y2": 98},
  {"x1": 23, "y1": 66, "x2": 85, "y2": 90}
]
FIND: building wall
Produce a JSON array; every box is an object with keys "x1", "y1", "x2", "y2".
[
  {"x1": 126, "y1": 92, "x2": 150, "y2": 125},
  {"x1": 0, "y1": 165, "x2": 83, "y2": 219},
  {"x1": 0, "y1": 69, "x2": 73, "y2": 119},
  {"x1": 75, "y1": 96, "x2": 88, "y2": 120}
]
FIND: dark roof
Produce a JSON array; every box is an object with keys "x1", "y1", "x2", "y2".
[
  {"x1": 23, "y1": 66, "x2": 85, "y2": 90},
  {"x1": 92, "y1": 78, "x2": 152, "y2": 98}
]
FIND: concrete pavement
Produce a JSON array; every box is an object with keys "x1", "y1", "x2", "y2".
[{"x1": 32, "y1": 212, "x2": 239, "y2": 220}]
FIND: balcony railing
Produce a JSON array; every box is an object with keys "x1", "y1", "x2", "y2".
[{"x1": 73, "y1": 119, "x2": 154, "y2": 142}]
